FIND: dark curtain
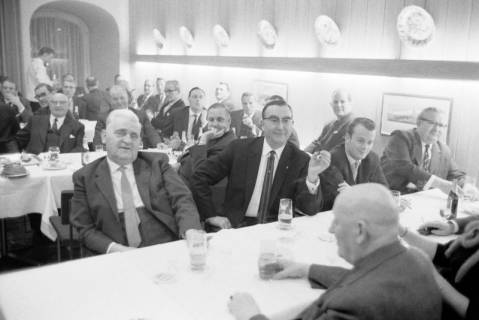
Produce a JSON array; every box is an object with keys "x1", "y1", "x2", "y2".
[{"x1": 0, "y1": 0, "x2": 24, "y2": 88}]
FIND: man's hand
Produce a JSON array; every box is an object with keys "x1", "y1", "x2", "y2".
[
  {"x1": 418, "y1": 220, "x2": 454, "y2": 236},
  {"x1": 145, "y1": 109, "x2": 154, "y2": 121},
  {"x1": 5, "y1": 94, "x2": 25, "y2": 113},
  {"x1": 337, "y1": 181, "x2": 350, "y2": 193},
  {"x1": 108, "y1": 243, "x2": 135, "y2": 253},
  {"x1": 228, "y1": 292, "x2": 261, "y2": 320},
  {"x1": 198, "y1": 128, "x2": 224, "y2": 145},
  {"x1": 242, "y1": 116, "x2": 254, "y2": 128},
  {"x1": 431, "y1": 177, "x2": 453, "y2": 194},
  {"x1": 307, "y1": 150, "x2": 331, "y2": 183},
  {"x1": 206, "y1": 216, "x2": 232, "y2": 229},
  {"x1": 273, "y1": 260, "x2": 310, "y2": 280}
]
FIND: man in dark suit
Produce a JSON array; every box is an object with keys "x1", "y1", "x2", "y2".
[
  {"x1": 304, "y1": 89, "x2": 354, "y2": 153},
  {"x1": 81, "y1": 76, "x2": 112, "y2": 121},
  {"x1": 191, "y1": 99, "x2": 331, "y2": 229},
  {"x1": 381, "y1": 107, "x2": 465, "y2": 194},
  {"x1": 142, "y1": 77, "x2": 166, "y2": 121},
  {"x1": 151, "y1": 80, "x2": 186, "y2": 139},
  {"x1": 93, "y1": 85, "x2": 160, "y2": 148},
  {"x1": 0, "y1": 78, "x2": 33, "y2": 125},
  {"x1": 71, "y1": 109, "x2": 201, "y2": 254},
  {"x1": 231, "y1": 92, "x2": 261, "y2": 139},
  {"x1": 0, "y1": 103, "x2": 20, "y2": 153},
  {"x1": 171, "y1": 87, "x2": 207, "y2": 140},
  {"x1": 62, "y1": 79, "x2": 87, "y2": 119},
  {"x1": 177, "y1": 102, "x2": 235, "y2": 187},
  {"x1": 31, "y1": 83, "x2": 53, "y2": 114},
  {"x1": 228, "y1": 184, "x2": 442, "y2": 320},
  {"x1": 320, "y1": 117, "x2": 388, "y2": 209},
  {"x1": 136, "y1": 79, "x2": 154, "y2": 111},
  {"x1": 15, "y1": 92, "x2": 85, "y2": 154}
]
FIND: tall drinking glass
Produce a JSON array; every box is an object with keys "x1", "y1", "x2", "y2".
[
  {"x1": 48, "y1": 146, "x2": 60, "y2": 163},
  {"x1": 186, "y1": 230, "x2": 207, "y2": 271},
  {"x1": 278, "y1": 198, "x2": 293, "y2": 230}
]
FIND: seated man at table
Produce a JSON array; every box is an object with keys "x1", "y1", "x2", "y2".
[
  {"x1": 177, "y1": 102, "x2": 236, "y2": 188},
  {"x1": 71, "y1": 109, "x2": 202, "y2": 254},
  {"x1": 381, "y1": 107, "x2": 465, "y2": 194},
  {"x1": 93, "y1": 85, "x2": 160, "y2": 149},
  {"x1": 320, "y1": 117, "x2": 388, "y2": 210},
  {"x1": 228, "y1": 183, "x2": 442, "y2": 320},
  {"x1": 191, "y1": 99, "x2": 330, "y2": 229},
  {"x1": 15, "y1": 92, "x2": 85, "y2": 154}
]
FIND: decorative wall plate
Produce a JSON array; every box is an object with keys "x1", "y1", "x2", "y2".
[
  {"x1": 257, "y1": 19, "x2": 277, "y2": 49},
  {"x1": 397, "y1": 5, "x2": 435, "y2": 47},
  {"x1": 179, "y1": 26, "x2": 194, "y2": 48},
  {"x1": 314, "y1": 15, "x2": 341, "y2": 46},
  {"x1": 153, "y1": 28, "x2": 166, "y2": 49},
  {"x1": 213, "y1": 24, "x2": 230, "y2": 48}
]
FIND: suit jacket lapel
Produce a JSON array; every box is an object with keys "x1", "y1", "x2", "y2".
[
  {"x1": 38, "y1": 116, "x2": 49, "y2": 147},
  {"x1": 58, "y1": 114, "x2": 72, "y2": 149},
  {"x1": 270, "y1": 143, "x2": 292, "y2": 203},
  {"x1": 412, "y1": 130, "x2": 423, "y2": 166},
  {"x1": 94, "y1": 159, "x2": 119, "y2": 221},
  {"x1": 243, "y1": 139, "x2": 263, "y2": 208},
  {"x1": 430, "y1": 142, "x2": 442, "y2": 174},
  {"x1": 133, "y1": 157, "x2": 152, "y2": 212},
  {"x1": 338, "y1": 147, "x2": 355, "y2": 185}
]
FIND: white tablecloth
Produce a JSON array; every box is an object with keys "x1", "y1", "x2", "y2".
[{"x1": 0, "y1": 189, "x2": 475, "y2": 320}]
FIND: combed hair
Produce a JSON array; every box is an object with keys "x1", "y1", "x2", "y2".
[
  {"x1": 34, "y1": 83, "x2": 53, "y2": 93},
  {"x1": 38, "y1": 47, "x2": 55, "y2": 56},
  {"x1": 347, "y1": 117, "x2": 376, "y2": 136},
  {"x1": 261, "y1": 99, "x2": 293, "y2": 119},
  {"x1": 188, "y1": 86, "x2": 205, "y2": 97}
]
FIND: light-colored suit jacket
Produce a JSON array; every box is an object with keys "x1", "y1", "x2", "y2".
[{"x1": 71, "y1": 152, "x2": 201, "y2": 253}]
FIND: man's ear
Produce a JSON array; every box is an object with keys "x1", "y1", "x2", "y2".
[
  {"x1": 101, "y1": 129, "x2": 107, "y2": 144},
  {"x1": 355, "y1": 220, "x2": 368, "y2": 245}
]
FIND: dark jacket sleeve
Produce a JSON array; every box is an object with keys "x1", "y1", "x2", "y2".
[
  {"x1": 92, "y1": 118, "x2": 105, "y2": 146},
  {"x1": 141, "y1": 114, "x2": 161, "y2": 148},
  {"x1": 308, "y1": 264, "x2": 349, "y2": 289},
  {"x1": 14, "y1": 118, "x2": 32, "y2": 150},
  {"x1": 17, "y1": 99, "x2": 33, "y2": 123},
  {"x1": 292, "y1": 154, "x2": 324, "y2": 215},
  {"x1": 191, "y1": 142, "x2": 235, "y2": 220},
  {"x1": 69, "y1": 123, "x2": 85, "y2": 153}
]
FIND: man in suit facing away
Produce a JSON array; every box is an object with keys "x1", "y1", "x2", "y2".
[
  {"x1": 228, "y1": 183, "x2": 442, "y2": 320},
  {"x1": 320, "y1": 117, "x2": 388, "y2": 210},
  {"x1": 15, "y1": 92, "x2": 84, "y2": 154},
  {"x1": 62, "y1": 79, "x2": 87, "y2": 119},
  {"x1": 381, "y1": 107, "x2": 465, "y2": 194},
  {"x1": 81, "y1": 76, "x2": 112, "y2": 121},
  {"x1": 191, "y1": 99, "x2": 331, "y2": 229},
  {"x1": 71, "y1": 109, "x2": 201, "y2": 254}
]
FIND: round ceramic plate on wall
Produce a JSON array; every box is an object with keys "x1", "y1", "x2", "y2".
[
  {"x1": 397, "y1": 5, "x2": 435, "y2": 47},
  {"x1": 153, "y1": 28, "x2": 165, "y2": 49},
  {"x1": 179, "y1": 26, "x2": 194, "y2": 48},
  {"x1": 213, "y1": 24, "x2": 230, "y2": 48},
  {"x1": 314, "y1": 15, "x2": 341, "y2": 46},
  {"x1": 257, "y1": 19, "x2": 277, "y2": 49}
]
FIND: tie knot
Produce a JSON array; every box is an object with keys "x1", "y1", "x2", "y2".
[
  {"x1": 119, "y1": 165, "x2": 127, "y2": 172},
  {"x1": 268, "y1": 150, "x2": 276, "y2": 158}
]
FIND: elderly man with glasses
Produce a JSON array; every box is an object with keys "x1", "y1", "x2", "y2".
[
  {"x1": 191, "y1": 99, "x2": 330, "y2": 230},
  {"x1": 381, "y1": 107, "x2": 465, "y2": 194}
]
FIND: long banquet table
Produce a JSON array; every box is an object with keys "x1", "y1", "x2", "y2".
[{"x1": 0, "y1": 189, "x2": 476, "y2": 320}]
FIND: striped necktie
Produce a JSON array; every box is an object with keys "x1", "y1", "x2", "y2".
[{"x1": 119, "y1": 166, "x2": 142, "y2": 247}]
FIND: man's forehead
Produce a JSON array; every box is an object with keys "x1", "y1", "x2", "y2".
[
  {"x1": 51, "y1": 94, "x2": 68, "y2": 101},
  {"x1": 208, "y1": 108, "x2": 226, "y2": 118},
  {"x1": 2, "y1": 81, "x2": 15, "y2": 88},
  {"x1": 264, "y1": 104, "x2": 292, "y2": 117},
  {"x1": 422, "y1": 110, "x2": 443, "y2": 121},
  {"x1": 110, "y1": 119, "x2": 140, "y2": 131}
]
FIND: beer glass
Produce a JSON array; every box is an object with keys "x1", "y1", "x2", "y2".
[{"x1": 278, "y1": 198, "x2": 293, "y2": 230}]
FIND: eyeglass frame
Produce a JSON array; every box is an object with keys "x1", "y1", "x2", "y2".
[
  {"x1": 262, "y1": 116, "x2": 294, "y2": 125},
  {"x1": 418, "y1": 117, "x2": 448, "y2": 128}
]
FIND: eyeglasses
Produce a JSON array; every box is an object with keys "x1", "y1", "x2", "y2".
[
  {"x1": 34, "y1": 92, "x2": 48, "y2": 99},
  {"x1": 419, "y1": 118, "x2": 447, "y2": 128},
  {"x1": 165, "y1": 89, "x2": 177, "y2": 93},
  {"x1": 263, "y1": 116, "x2": 293, "y2": 125}
]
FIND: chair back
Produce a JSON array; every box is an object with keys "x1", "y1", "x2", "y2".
[{"x1": 60, "y1": 190, "x2": 74, "y2": 225}]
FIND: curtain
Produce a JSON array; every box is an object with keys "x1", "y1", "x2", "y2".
[
  {"x1": 30, "y1": 16, "x2": 86, "y2": 84},
  {"x1": 0, "y1": 0, "x2": 24, "y2": 88}
]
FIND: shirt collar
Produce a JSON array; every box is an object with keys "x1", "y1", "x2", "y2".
[
  {"x1": 262, "y1": 138, "x2": 286, "y2": 159},
  {"x1": 106, "y1": 157, "x2": 134, "y2": 175},
  {"x1": 345, "y1": 148, "x2": 361, "y2": 167},
  {"x1": 50, "y1": 114, "x2": 66, "y2": 125}
]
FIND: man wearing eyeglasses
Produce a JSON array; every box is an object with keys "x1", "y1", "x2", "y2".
[
  {"x1": 381, "y1": 107, "x2": 465, "y2": 194},
  {"x1": 191, "y1": 99, "x2": 330, "y2": 229},
  {"x1": 31, "y1": 83, "x2": 53, "y2": 114},
  {"x1": 151, "y1": 80, "x2": 186, "y2": 139}
]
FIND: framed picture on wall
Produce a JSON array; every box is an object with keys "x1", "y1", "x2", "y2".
[
  {"x1": 380, "y1": 93, "x2": 452, "y2": 143},
  {"x1": 254, "y1": 80, "x2": 288, "y2": 105}
]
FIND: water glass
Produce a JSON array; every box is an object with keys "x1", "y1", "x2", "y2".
[
  {"x1": 278, "y1": 198, "x2": 293, "y2": 230},
  {"x1": 391, "y1": 190, "x2": 401, "y2": 208},
  {"x1": 258, "y1": 239, "x2": 281, "y2": 280},
  {"x1": 462, "y1": 176, "x2": 478, "y2": 201},
  {"x1": 186, "y1": 230, "x2": 207, "y2": 271},
  {"x1": 48, "y1": 146, "x2": 60, "y2": 163}
]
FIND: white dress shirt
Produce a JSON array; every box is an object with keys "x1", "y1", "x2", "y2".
[
  {"x1": 49, "y1": 115, "x2": 65, "y2": 130},
  {"x1": 187, "y1": 110, "x2": 204, "y2": 139},
  {"x1": 106, "y1": 158, "x2": 144, "y2": 211},
  {"x1": 345, "y1": 152, "x2": 361, "y2": 181},
  {"x1": 421, "y1": 142, "x2": 436, "y2": 189}
]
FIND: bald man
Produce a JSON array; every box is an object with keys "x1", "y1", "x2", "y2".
[
  {"x1": 71, "y1": 109, "x2": 201, "y2": 254},
  {"x1": 228, "y1": 184, "x2": 442, "y2": 320},
  {"x1": 15, "y1": 92, "x2": 85, "y2": 154},
  {"x1": 304, "y1": 89, "x2": 354, "y2": 153}
]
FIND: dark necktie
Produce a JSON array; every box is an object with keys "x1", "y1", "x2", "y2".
[
  {"x1": 352, "y1": 160, "x2": 360, "y2": 182},
  {"x1": 257, "y1": 150, "x2": 276, "y2": 224},
  {"x1": 423, "y1": 144, "x2": 431, "y2": 172},
  {"x1": 119, "y1": 166, "x2": 142, "y2": 247},
  {"x1": 192, "y1": 114, "x2": 201, "y2": 140},
  {"x1": 52, "y1": 118, "x2": 58, "y2": 132}
]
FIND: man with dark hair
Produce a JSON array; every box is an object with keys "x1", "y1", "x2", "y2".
[
  {"x1": 228, "y1": 184, "x2": 441, "y2": 320},
  {"x1": 142, "y1": 77, "x2": 166, "y2": 120},
  {"x1": 62, "y1": 79, "x2": 87, "y2": 119},
  {"x1": 26, "y1": 47, "x2": 56, "y2": 101},
  {"x1": 151, "y1": 80, "x2": 186, "y2": 139},
  {"x1": 305, "y1": 89, "x2": 354, "y2": 153},
  {"x1": 170, "y1": 87, "x2": 207, "y2": 141},
  {"x1": 32, "y1": 83, "x2": 54, "y2": 114},
  {"x1": 320, "y1": 117, "x2": 388, "y2": 209},
  {"x1": 0, "y1": 78, "x2": 33, "y2": 125},
  {"x1": 137, "y1": 79, "x2": 154, "y2": 110},
  {"x1": 82, "y1": 76, "x2": 112, "y2": 120},
  {"x1": 381, "y1": 107, "x2": 465, "y2": 193},
  {"x1": 61, "y1": 73, "x2": 86, "y2": 97},
  {"x1": 231, "y1": 92, "x2": 261, "y2": 139},
  {"x1": 191, "y1": 99, "x2": 330, "y2": 229}
]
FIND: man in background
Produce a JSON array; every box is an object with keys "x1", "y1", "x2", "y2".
[
  {"x1": 170, "y1": 87, "x2": 207, "y2": 141},
  {"x1": 82, "y1": 76, "x2": 112, "y2": 121},
  {"x1": 62, "y1": 79, "x2": 87, "y2": 119},
  {"x1": 304, "y1": 89, "x2": 354, "y2": 153},
  {"x1": 381, "y1": 107, "x2": 465, "y2": 193},
  {"x1": 137, "y1": 79, "x2": 154, "y2": 110},
  {"x1": 32, "y1": 83, "x2": 54, "y2": 114},
  {"x1": 151, "y1": 80, "x2": 186, "y2": 139},
  {"x1": 0, "y1": 77, "x2": 32, "y2": 125},
  {"x1": 26, "y1": 47, "x2": 56, "y2": 101},
  {"x1": 228, "y1": 184, "x2": 441, "y2": 320},
  {"x1": 142, "y1": 77, "x2": 166, "y2": 120}
]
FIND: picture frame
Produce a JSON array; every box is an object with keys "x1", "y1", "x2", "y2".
[
  {"x1": 380, "y1": 93, "x2": 452, "y2": 143},
  {"x1": 253, "y1": 80, "x2": 288, "y2": 105}
]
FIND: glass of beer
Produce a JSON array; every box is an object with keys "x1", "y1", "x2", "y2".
[
  {"x1": 391, "y1": 190, "x2": 401, "y2": 209},
  {"x1": 278, "y1": 198, "x2": 293, "y2": 230},
  {"x1": 258, "y1": 239, "x2": 282, "y2": 280},
  {"x1": 48, "y1": 146, "x2": 60, "y2": 163},
  {"x1": 186, "y1": 230, "x2": 207, "y2": 271}
]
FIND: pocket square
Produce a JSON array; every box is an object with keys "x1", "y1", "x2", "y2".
[{"x1": 69, "y1": 134, "x2": 76, "y2": 138}]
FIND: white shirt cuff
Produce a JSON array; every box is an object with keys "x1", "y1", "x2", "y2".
[
  {"x1": 449, "y1": 220, "x2": 459, "y2": 234},
  {"x1": 305, "y1": 177, "x2": 320, "y2": 194},
  {"x1": 423, "y1": 175, "x2": 437, "y2": 190},
  {"x1": 106, "y1": 242, "x2": 116, "y2": 254}
]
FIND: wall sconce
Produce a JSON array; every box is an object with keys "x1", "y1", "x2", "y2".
[
  {"x1": 314, "y1": 15, "x2": 341, "y2": 46},
  {"x1": 153, "y1": 28, "x2": 166, "y2": 49},
  {"x1": 397, "y1": 5, "x2": 435, "y2": 47},
  {"x1": 257, "y1": 19, "x2": 277, "y2": 49},
  {"x1": 213, "y1": 24, "x2": 230, "y2": 48},
  {"x1": 179, "y1": 26, "x2": 194, "y2": 48}
]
